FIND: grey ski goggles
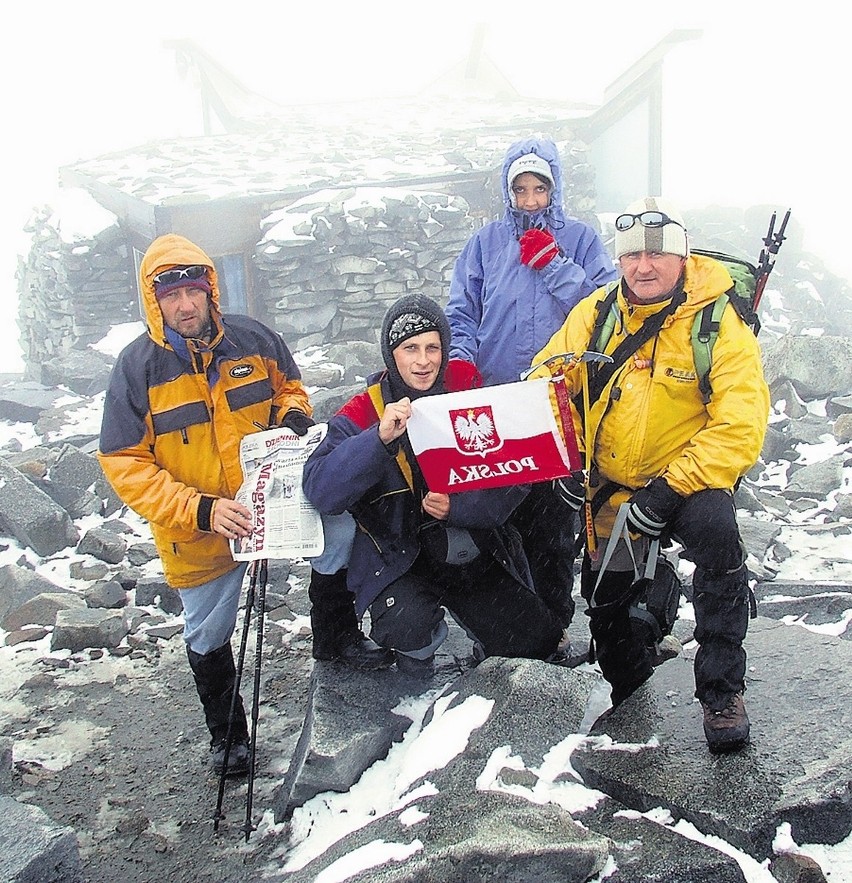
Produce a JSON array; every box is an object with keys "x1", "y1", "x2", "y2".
[
  {"x1": 615, "y1": 211, "x2": 685, "y2": 232},
  {"x1": 153, "y1": 265, "x2": 208, "y2": 286}
]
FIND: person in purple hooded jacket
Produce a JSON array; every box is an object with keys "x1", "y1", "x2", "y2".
[{"x1": 445, "y1": 137, "x2": 616, "y2": 634}]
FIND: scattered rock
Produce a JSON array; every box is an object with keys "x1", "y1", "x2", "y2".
[
  {"x1": 50, "y1": 608, "x2": 129, "y2": 652},
  {"x1": 76, "y1": 526, "x2": 127, "y2": 564},
  {"x1": 0, "y1": 459, "x2": 79, "y2": 556},
  {"x1": 0, "y1": 794, "x2": 84, "y2": 883},
  {"x1": 82, "y1": 579, "x2": 127, "y2": 610},
  {"x1": 2, "y1": 592, "x2": 85, "y2": 632}
]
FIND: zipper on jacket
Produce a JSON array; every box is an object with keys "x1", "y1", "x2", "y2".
[
  {"x1": 360, "y1": 524, "x2": 387, "y2": 578},
  {"x1": 361, "y1": 525, "x2": 383, "y2": 556},
  {"x1": 181, "y1": 428, "x2": 189, "y2": 444},
  {"x1": 365, "y1": 487, "x2": 411, "y2": 506}
]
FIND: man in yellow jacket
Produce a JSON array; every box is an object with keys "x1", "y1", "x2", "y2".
[
  {"x1": 97, "y1": 234, "x2": 392, "y2": 776},
  {"x1": 531, "y1": 198, "x2": 769, "y2": 752}
]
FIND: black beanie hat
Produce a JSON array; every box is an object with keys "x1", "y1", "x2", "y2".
[{"x1": 380, "y1": 294, "x2": 451, "y2": 398}]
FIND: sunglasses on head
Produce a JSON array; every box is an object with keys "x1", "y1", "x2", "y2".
[
  {"x1": 153, "y1": 265, "x2": 208, "y2": 286},
  {"x1": 615, "y1": 211, "x2": 685, "y2": 232}
]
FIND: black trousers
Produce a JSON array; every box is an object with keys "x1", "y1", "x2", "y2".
[
  {"x1": 583, "y1": 489, "x2": 749, "y2": 709},
  {"x1": 509, "y1": 482, "x2": 577, "y2": 627},
  {"x1": 369, "y1": 551, "x2": 563, "y2": 661}
]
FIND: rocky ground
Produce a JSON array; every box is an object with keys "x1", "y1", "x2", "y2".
[{"x1": 3, "y1": 560, "x2": 319, "y2": 883}]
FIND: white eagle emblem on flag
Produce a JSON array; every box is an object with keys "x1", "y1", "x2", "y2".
[{"x1": 449, "y1": 405, "x2": 503, "y2": 456}]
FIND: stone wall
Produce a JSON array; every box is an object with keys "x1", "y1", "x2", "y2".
[
  {"x1": 16, "y1": 139, "x2": 602, "y2": 377},
  {"x1": 16, "y1": 206, "x2": 135, "y2": 381},
  {"x1": 253, "y1": 190, "x2": 478, "y2": 351}
]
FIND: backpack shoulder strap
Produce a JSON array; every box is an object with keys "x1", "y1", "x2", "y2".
[
  {"x1": 692, "y1": 292, "x2": 731, "y2": 405},
  {"x1": 367, "y1": 381, "x2": 414, "y2": 492},
  {"x1": 589, "y1": 281, "x2": 621, "y2": 354},
  {"x1": 580, "y1": 286, "x2": 686, "y2": 412}
]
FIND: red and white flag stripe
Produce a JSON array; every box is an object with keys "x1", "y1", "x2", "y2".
[{"x1": 407, "y1": 379, "x2": 577, "y2": 493}]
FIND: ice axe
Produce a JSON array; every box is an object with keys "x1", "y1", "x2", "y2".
[{"x1": 522, "y1": 350, "x2": 613, "y2": 558}]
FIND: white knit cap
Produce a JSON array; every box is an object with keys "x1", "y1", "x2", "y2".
[
  {"x1": 614, "y1": 197, "x2": 689, "y2": 259},
  {"x1": 507, "y1": 153, "x2": 555, "y2": 207}
]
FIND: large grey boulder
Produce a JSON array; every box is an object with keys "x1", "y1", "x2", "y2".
[
  {"x1": 50, "y1": 608, "x2": 128, "y2": 652},
  {"x1": 0, "y1": 794, "x2": 84, "y2": 883},
  {"x1": 281, "y1": 658, "x2": 745, "y2": 883},
  {"x1": 573, "y1": 617, "x2": 852, "y2": 858},
  {"x1": 762, "y1": 336, "x2": 852, "y2": 400},
  {"x1": 2, "y1": 592, "x2": 85, "y2": 632},
  {"x1": 278, "y1": 611, "x2": 852, "y2": 882},
  {"x1": 0, "y1": 460, "x2": 79, "y2": 556},
  {"x1": 0, "y1": 566, "x2": 70, "y2": 622},
  {"x1": 0, "y1": 382, "x2": 66, "y2": 424}
]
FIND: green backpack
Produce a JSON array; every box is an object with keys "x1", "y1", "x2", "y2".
[{"x1": 690, "y1": 250, "x2": 762, "y2": 403}]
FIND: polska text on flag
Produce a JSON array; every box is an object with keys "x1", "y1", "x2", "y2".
[{"x1": 406, "y1": 379, "x2": 576, "y2": 493}]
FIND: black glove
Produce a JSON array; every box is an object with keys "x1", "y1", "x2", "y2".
[
  {"x1": 626, "y1": 477, "x2": 683, "y2": 538},
  {"x1": 281, "y1": 409, "x2": 315, "y2": 436},
  {"x1": 553, "y1": 471, "x2": 585, "y2": 511}
]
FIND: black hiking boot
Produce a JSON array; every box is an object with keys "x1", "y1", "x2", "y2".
[
  {"x1": 546, "y1": 632, "x2": 590, "y2": 669},
  {"x1": 210, "y1": 734, "x2": 251, "y2": 777},
  {"x1": 309, "y1": 569, "x2": 395, "y2": 670},
  {"x1": 394, "y1": 651, "x2": 435, "y2": 681},
  {"x1": 332, "y1": 632, "x2": 396, "y2": 670},
  {"x1": 186, "y1": 644, "x2": 251, "y2": 776},
  {"x1": 702, "y1": 692, "x2": 750, "y2": 753}
]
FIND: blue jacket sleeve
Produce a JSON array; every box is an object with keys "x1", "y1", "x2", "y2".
[
  {"x1": 445, "y1": 234, "x2": 484, "y2": 363},
  {"x1": 303, "y1": 416, "x2": 397, "y2": 515},
  {"x1": 540, "y1": 228, "x2": 617, "y2": 314}
]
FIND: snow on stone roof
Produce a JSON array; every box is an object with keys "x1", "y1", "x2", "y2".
[
  {"x1": 60, "y1": 95, "x2": 584, "y2": 206},
  {"x1": 259, "y1": 186, "x2": 465, "y2": 245}
]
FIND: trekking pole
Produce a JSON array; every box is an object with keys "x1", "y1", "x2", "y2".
[
  {"x1": 213, "y1": 560, "x2": 259, "y2": 834},
  {"x1": 243, "y1": 558, "x2": 268, "y2": 843},
  {"x1": 752, "y1": 208, "x2": 791, "y2": 312}
]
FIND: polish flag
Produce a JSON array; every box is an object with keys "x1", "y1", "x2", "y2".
[{"x1": 407, "y1": 379, "x2": 578, "y2": 493}]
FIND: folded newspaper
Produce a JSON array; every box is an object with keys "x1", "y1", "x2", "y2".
[{"x1": 230, "y1": 423, "x2": 327, "y2": 562}]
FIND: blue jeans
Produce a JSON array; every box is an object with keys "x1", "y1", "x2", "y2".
[
  {"x1": 180, "y1": 563, "x2": 248, "y2": 655},
  {"x1": 306, "y1": 511, "x2": 356, "y2": 575}
]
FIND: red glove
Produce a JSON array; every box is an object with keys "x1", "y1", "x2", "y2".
[{"x1": 519, "y1": 228, "x2": 559, "y2": 269}]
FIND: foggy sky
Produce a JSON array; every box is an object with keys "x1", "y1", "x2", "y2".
[{"x1": 2, "y1": 0, "x2": 844, "y2": 372}]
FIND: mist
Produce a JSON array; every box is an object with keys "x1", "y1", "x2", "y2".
[{"x1": 3, "y1": 0, "x2": 844, "y2": 373}]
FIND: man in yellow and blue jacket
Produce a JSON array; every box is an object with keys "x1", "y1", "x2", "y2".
[
  {"x1": 97, "y1": 234, "x2": 388, "y2": 776},
  {"x1": 531, "y1": 198, "x2": 769, "y2": 753}
]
